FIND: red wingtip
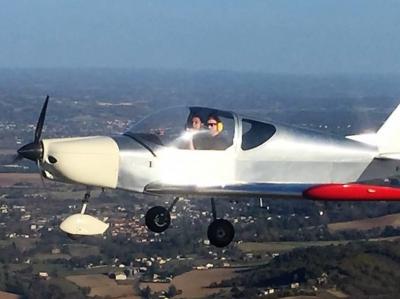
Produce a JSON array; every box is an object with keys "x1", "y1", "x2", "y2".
[{"x1": 304, "y1": 183, "x2": 400, "y2": 201}]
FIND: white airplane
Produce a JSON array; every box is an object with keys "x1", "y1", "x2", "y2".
[{"x1": 16, "y1": 96, "x2": 400, "y2": 247}]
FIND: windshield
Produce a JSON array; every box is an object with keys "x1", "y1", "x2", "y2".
[{"x1": 126, "y1": 106, "x2": 236, "y2": 150}]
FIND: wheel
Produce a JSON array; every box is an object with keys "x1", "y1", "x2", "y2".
[
  {"x1": 207, "y1": 219, "x2": 235, "y2": 247},
  {"x1": 145, "y1": 206, "x2": 171, "y2": 233}
]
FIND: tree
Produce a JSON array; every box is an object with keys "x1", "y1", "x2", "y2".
[
  {"x1": 167, "y1": 284, "x2": 178, "y2": 297},
  {"x1": 141, "y1": 286, "x2": 152, "y2": 299},
  {"x1": 231, "y1": 285, "x2": 242, "y2": 298}
]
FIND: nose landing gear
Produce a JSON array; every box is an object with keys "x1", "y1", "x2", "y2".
[{"x1": 60, "y1": 189, "x2": 109, "y2": 237}]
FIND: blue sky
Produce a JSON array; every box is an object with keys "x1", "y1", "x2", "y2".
[{"x1": 1, "y1": 0, "x2": 400, "y2": 73}]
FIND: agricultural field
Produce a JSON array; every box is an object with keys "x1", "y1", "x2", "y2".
[
  {"x1": 0, "y1": 290, "x2": 21, "y2": 299},
  {"x1": 0, "y1": 173, "x2": 42, "y2": 187},
  {"x1": 66, "y1": 274, "x2": 140, "y2": 298},
  {"x1": 140, "y1": 268, "x2": 239, "y2": 298},
  {"x1": 328, "y1": 213, "x2": 400, "y2": 232},
  {"x1": 0, "y1": 149, "x2": 18, "y2": 155}
]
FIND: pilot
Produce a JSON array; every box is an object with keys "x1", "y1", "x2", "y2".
[{"x1": 193, "y1": 114, "x2": 230, "y2": 150}]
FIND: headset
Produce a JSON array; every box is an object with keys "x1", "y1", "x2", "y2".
[
  {"x1": 208, "y1": 114, "x2": 224, "y2": 132},
  {"x1": 217, "y1": 121, "x2": 224, "y2": 132}
]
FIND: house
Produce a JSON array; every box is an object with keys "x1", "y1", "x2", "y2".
[
  {"x1": 290, "y1": 282, "x2": 300, "y2": 289},
  {"x1": 0, "y1": 204, "x2": 8, "y2": 214},
  {"x1": 259, "y1": 288, "x2": 275, "y2": 295},
  {"x1": 38, "y1": 272, "x2": 49, "y2": 280},
  {"x1": 206, "y1": 263, "x2": 214, "y2": 269},
  {"x1": 51, "y1": 248, "x2": 61, "y2": 254},
  {"x1": 115, "y1": 273, "x2": 127, "y2": 281}
]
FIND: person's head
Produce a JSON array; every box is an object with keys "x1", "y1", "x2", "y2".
[
  {"x1": 191, "y1": 115, "x2": 203, "y2": 130},
  {"x1": 207, "y1": 115, "x2": 222, "y2": 136}
]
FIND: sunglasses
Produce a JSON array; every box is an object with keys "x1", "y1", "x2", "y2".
[{"x1": 207, "y1": 122, "x2": 217, "y2": 127}]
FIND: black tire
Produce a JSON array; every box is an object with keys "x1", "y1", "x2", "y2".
[
  {"x1": 145, "y1": 206, "x2": 171, "y2": 233},
  {"x1": 207, "y1": 219, "x2": 235, "y2": 247}
]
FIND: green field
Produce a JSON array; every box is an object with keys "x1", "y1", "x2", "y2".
[
  {"x1": 67, "y1": 244, "x2": 100, "y2": 257},
  {"x1": 33, "y1": 253, "x2": 71, "y2": 261},
  {"x1": 238, "y1": 240, "x2": 350, "y2": 253},
  {"x1": 238, "y1": 236, "x2": 400, "y2": 254},
  {"x1": 0, "y1": 238, "x2": 38, "y2": 251}
]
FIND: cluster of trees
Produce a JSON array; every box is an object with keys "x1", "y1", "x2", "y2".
[
  {"x1": 219, "y1": 240, "x2": 400, "y2": 298},
  {"x1": 0, "y1": 263, "x2": 89, "y2": 299},
  {"x1": 140, "y1": 284, "x2": 181, "y2": 299}
]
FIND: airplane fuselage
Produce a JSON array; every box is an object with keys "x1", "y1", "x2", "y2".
[{"x1": 40, "y1": 110, "x2": 399, "y2": 199}]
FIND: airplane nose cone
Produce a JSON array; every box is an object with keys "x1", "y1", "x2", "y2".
[{"x1": 17, "y1": 142, "x2": 43, "y2": 161}]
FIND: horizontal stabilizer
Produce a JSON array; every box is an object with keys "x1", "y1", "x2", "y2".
[
  {"x1": 347, "y1": 104, "x2": 400, "y2": 157},
  {"x1": 346, "y1": 133, "x2": 377, "y2": 146}
]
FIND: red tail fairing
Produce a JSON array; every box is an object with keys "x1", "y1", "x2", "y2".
[{"x1": 304, "y1": 183, "x2": 400, "y2": 201}]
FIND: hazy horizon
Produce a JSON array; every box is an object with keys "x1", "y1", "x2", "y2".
[{"x1": 1, "y1": 1, "x2": 400, "y2": 74}]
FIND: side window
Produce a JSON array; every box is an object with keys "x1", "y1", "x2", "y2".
[{"x1": 241, "y1": 119, "x2": 276, "y2": 150}]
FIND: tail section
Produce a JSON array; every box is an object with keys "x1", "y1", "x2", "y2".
[
  {"x1": 376, "y1": 104, "x2": 400, "y2": 155},
  {"x1": 347, "y1": 104, "x2": 400, "y2": 158}
]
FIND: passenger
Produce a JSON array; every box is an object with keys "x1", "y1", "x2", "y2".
[
  {"x1": 189, "y1": 115, "x2": 203, "y2": 131},
  {"x1": 188, "y1": 114, "x2": 204, "y2": 149}
]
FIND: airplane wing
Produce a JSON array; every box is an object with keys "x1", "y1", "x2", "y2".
[
  {"x1": 144, "y1": 182, "x2": 312, "y2": 199},
  {"x1": 144, "y1": 182, "x2": 400, "y2": 201}
]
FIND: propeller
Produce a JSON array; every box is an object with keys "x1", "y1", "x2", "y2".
[
  {"x1": 17, "y1": 95, "x2": 49, "y2": 162},
  {"x1": 8, "y1": 153, "x2": 23, "y2": 164}
]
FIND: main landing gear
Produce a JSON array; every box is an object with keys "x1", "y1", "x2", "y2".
[
  {"x1": 207, "y1": 198, "x2": 235, "y2": 247},
  {"x1": 145, "y1": 197, "x2": 179, "y2": 233},
  {"x1": 145, "y1": 197, "x2": 235, "y2": 247}
]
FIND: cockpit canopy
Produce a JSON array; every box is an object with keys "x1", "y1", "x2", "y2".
[{"x1": 125, "y1": 106, "x2": 236, "y2": 150}]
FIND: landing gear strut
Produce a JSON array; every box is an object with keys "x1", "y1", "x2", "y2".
[
  {"x1": 80, "y1": 190, "x2": 91, "y2": 214},
  {"x1": 66, "y1": 189, "x2": 91, "y2": 240},
  {"x1": 207, "y1": 198, "x2": 235, "y2": 247},
  {"x1": 145, "y1": 197, "x2": 179, "y2": 233}
]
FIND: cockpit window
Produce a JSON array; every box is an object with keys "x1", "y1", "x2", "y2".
[
  {"x1": 126, "y1": 107, "x2": 189, "y2": 146},
  {"x1": 241, "y1": 119, "x2": 276, "y2": 150},
  {"x1": 126, "y1": 107, "x2": 235, "y2": 150}
]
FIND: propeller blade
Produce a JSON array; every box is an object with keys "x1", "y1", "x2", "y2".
[
  {"x1": 37, "y1": 161, "x2": 46, "y2": 189},
  {"x1": 34, "y1": 95, "x2": 49, "y2": 144},
  {"x1": 17, "y1": 95, "x2": 49, "y2": 162},
  {"x1": 10, "y1": 154, "x2": 24, "y2": 164}
]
